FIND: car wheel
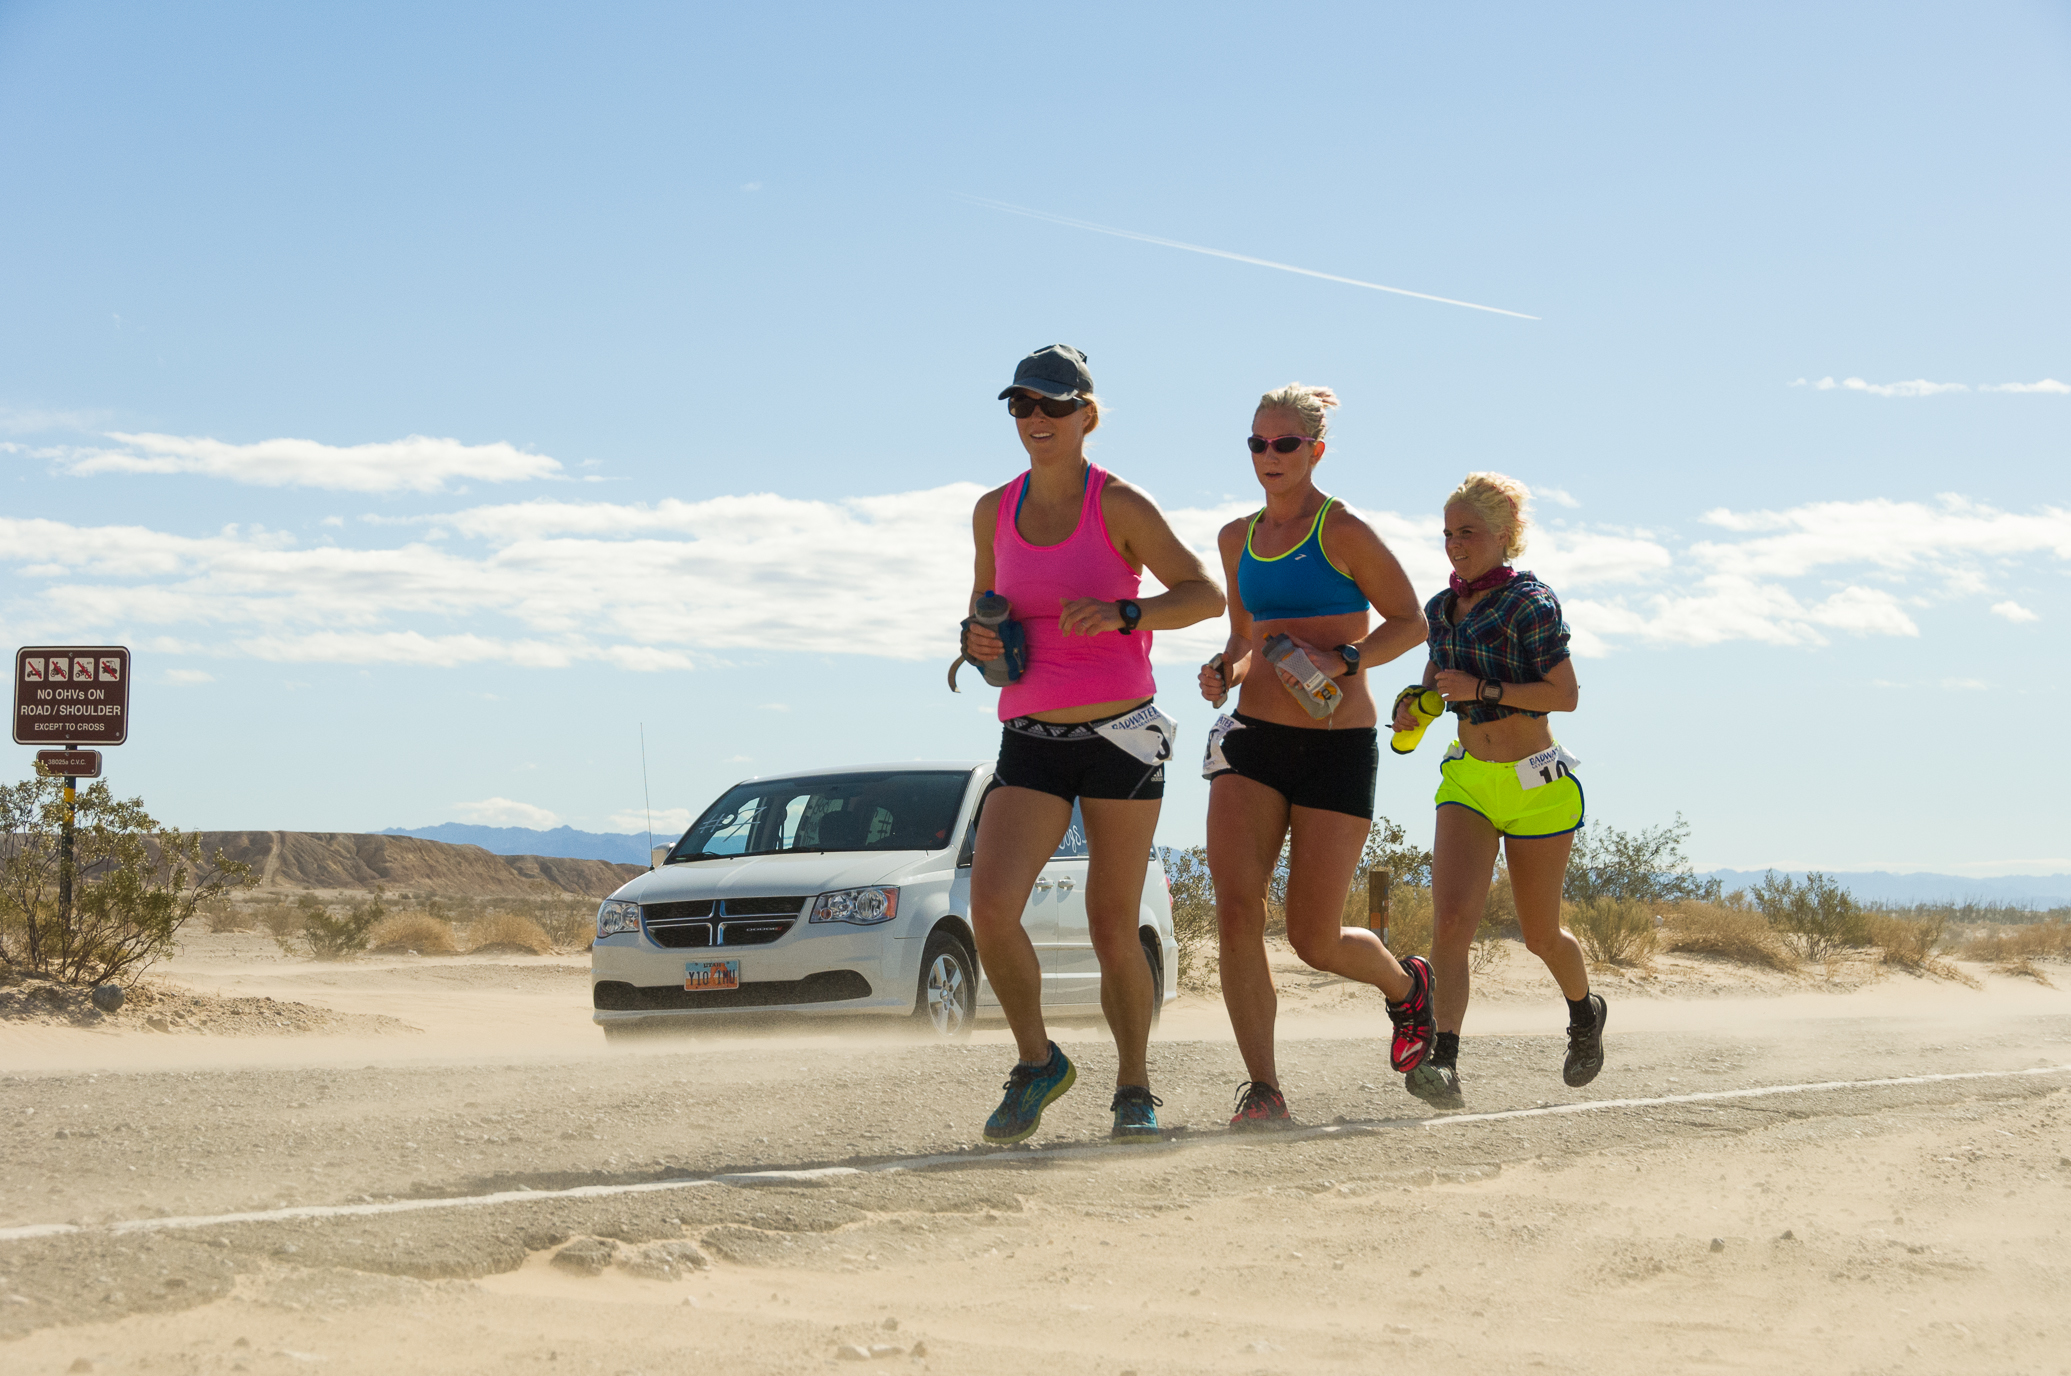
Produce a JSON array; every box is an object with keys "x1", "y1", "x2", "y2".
[
  {"x1": 916, "y1": 930, "x2": 976, "y2": 1041},
  {"x1": 1140, "y1": 930, "x2": 1164, "y2": 1030}
]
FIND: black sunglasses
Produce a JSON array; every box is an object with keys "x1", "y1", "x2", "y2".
[
  {"x1": 1007, "y1": 393, "x2": 1087, "y2": 420},
  {"x1": 1247, "y1": 433, "x2": 1315, "y2": 454}
]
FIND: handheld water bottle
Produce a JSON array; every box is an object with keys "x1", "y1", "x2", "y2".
[
  {"x1": 947, "y1": 590, "x2": 1027, "y2": 692},
  {"x1": 1389, "y1": 686, "x2": 1447, "y2": 754},
  {"x1": 1261, "y1": 633, "x2": 1342, "y2": 720},
  {"x1": 1207, "y1": 653, "x2": 1229, "y2": 709}
]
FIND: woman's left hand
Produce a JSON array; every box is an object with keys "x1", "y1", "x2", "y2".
[
  {"x1": 1059, "y1": 597, "x2": 1125, "y2": 636},
  {"x1": 1433, "y1": 669, "x2": 1485, "y2": 704},
  {"x1": 1274, "y1": 634, "x2": 1345, "y2": 683}
]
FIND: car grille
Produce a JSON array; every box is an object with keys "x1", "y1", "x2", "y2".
[{"x1": 642, "y1": 896, "x2": 808, "y2": 949}]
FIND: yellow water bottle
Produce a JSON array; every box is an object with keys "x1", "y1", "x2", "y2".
[{"x1": 1389, "y1": 686, "x2": 1446, "y2": 755}]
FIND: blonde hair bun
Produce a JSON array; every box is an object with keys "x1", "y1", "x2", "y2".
[
  {"x1": 1446, "y1": 471, "x2": 1532, "y2": 559},
  {"x1": 1255, "y1": 383, "x2": 1340, "y2": 439}
]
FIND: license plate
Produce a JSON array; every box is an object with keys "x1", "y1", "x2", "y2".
[{"x1": 684, "y1": 960, "x2": 741, "y2": 992}]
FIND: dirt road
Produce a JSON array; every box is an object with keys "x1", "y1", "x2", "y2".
[{"x1": 3, "y1": 939, "x2": 2068, "y2": 1375}]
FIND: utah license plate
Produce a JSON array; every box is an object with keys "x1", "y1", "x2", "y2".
[{"x1": 684, "y1": 960, "x2": 741, "y2": 992}]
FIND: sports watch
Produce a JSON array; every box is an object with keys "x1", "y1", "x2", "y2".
[
  {"x1": 1334, "y1": 643, "x2": 1361, "y2": 678},
  {"x1": 1117, "y1": 599, "x2": 1142, "y2": 635},
  {"x1": 1478, "y1": 677, "x2": 1505, "y2": 705}
]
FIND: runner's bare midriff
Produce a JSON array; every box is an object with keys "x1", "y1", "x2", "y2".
[
  {"x1": 1454, "y1": 708, "x2": 1555, "y2": 766},
  {"x1": 1025, "y1": 696, "x2": 1153, "y2": 725},
  {"x1": 1237, "y1": 610, "x2": 1377, "y2": 731}
]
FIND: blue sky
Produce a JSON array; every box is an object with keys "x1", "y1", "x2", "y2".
[{"x1": 3, "y1": 2, "x2": 2066, "y2": 873}]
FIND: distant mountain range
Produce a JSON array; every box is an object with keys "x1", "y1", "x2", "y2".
[
  {"x1": 381, "y1": 823, "x2": 658, "y2": 867},
  {"x1": 1701, "y1": 869, "x2": 2071, "y2": 908}
]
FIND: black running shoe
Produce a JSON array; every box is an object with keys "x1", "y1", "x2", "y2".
[
  {"x1": 1110, "y1": 1085, "x2": 1163, "y2": 1143},
  {"x1": 1229, "y1": 1080, "x2": 1291, "y2": 1131},
  {"x1": 1404, "y1": 1059, "x2": 1463, "y2": 1108},
  {"x1": 1563, "y1": 993, "x2": 1607, "y2": 1087}
]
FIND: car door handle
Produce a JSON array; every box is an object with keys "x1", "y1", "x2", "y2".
[
  {"x1": 1054, "y1": 875, "x2": 1075, "y2": 893},
  {"x1": 1033, "y1": 877, "x2": 1052, "y2": 891}
]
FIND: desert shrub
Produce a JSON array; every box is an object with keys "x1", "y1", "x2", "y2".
[
  {"x1": 199, "y1": 896, "x2": 250, "y2": 933},
  {"x1": 367, "y1": 911, "x2": 458, "y2": 955},
  {"x1": 468, "y1": 911, "x2": 553, "y2": 954},
  {"x1": 1565, "y1": 814, "x2": 1721, "y2": 905},
  {"x1": 0, "y1": 770, "x2": 253, "y2": 985},
  {"x1": 1751, "y1": 871, "x2": 1869, "y2": 960},
  {"x1": 260, "y1": 894, "x2": 322, "y2": 950},
  {"x1": 1566, "y1": 896, "x2": 1657, "y2": 966},
  {"x1": 534, "y1": 901, "x2": 596, "y2": 951},
  {"x1": 1161, "y1": 845, "x2": 1217, "y2": 989},
  {"x1": 1865, "y1": 912, "x2": 1955, "y2": 974},
  {"x1": 305, "y1": 896, "x2": 385, "y2": 960},
  {"x1": 1958, "y1": 920, "x2": 2071, "y2": 982},
  {"x1": 1659, "y1": 901, "x2": 1798, "y2": 971}
]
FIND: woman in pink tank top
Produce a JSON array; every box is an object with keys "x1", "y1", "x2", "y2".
[{"x1": 958, "y1": 344, "x2": 1224, "y2": 1146}]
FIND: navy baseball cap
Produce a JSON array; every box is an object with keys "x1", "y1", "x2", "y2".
[{"x1": 998, "y1": 344, "x2": 1095, "y2": 400}]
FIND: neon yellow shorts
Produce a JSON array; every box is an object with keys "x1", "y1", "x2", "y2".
[{"x1": 1433, "y1": 740, "x2": 1585, "y2": 838}]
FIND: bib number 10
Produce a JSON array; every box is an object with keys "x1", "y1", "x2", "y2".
[{"x1": 1515, "y1": 745, "x2": 1581, "y2": 792}]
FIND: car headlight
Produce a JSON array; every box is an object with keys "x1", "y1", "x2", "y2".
[
  {"x1": 809, "y1": 886, "x2": 899, "y2": 925},
  {"x1": 596, "y1": 900, "x2": 642, "y2": 938}
]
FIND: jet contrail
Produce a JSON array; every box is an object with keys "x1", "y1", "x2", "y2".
[{"x1": 955, "y1": 194, "x2": 1539, "y2": 321}]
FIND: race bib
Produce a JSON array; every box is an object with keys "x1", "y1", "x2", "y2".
[
  {"x1": 1095, "y1": 703, "x2": 1179, "y2": 767},
  {"x1": 1515, "y1": 744, "x2": 1580, "y2": 791},
  {"x1": 1201, "y1": 714, "x2": 1243, "y2": 778}
]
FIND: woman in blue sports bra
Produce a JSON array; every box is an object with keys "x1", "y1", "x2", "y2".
[{"x1": 1194, "y1": 383, "x2": 1435, "y2": 1128}]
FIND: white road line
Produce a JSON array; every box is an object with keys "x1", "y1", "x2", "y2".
[{"x1": 4, "y1": 1064, "x2": 2062, "y2": 1245}]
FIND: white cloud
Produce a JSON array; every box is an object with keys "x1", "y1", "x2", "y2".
[
  {"x1": 1811, "y1": 376, "x2": 1967, "y2": 397},
  {"x1": 452, "y1": 797, "x2": 562, "y2": 828},
  {"x1": 164, "y1": 668, "x2": 214, "y2": 684},
  {"x1": 1990, "y1": 600, "x2": 2040, "y2": 622},
  {"x1": 1537, "y1": 486, "x2": 1580, "y2": 509},
  {"x1": 1, "y1": 485, "x2": 2063, "y2": 672},
  {"x1": 606, "y1": 807, "x2": 695, "y2": 834},
  {"x1": 65, "y1": 433, "x2": 563, "y2": 493},
  {"x1": 1978, "y1": 379, "x2": 2070, "y2": 394}
]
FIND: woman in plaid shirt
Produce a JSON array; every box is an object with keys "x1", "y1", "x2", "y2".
[{"x1": 1392, "y1": 472, "x2": 1604, "y2": 1105}]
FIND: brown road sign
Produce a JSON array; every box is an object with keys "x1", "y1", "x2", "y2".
[
  {"x1": 14, "y1": 646, "x2": 131, "y2": 747},
  {"x1": 35, "y1": 749, "x2": 102, "y2": 778}
]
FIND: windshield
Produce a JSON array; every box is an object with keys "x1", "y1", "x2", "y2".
[{"x1": 669, "y1": 770, "x2": 973, "y2": 862}]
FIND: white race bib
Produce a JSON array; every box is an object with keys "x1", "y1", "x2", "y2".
[
  {"x1": 1094, "y1": 703, "x2": 1179, "y2": 767},
  {"x1": 1515, "y1": 744, "x2": 1580, "y2": 791},
  {"x1": 1201, "y1": 714, "x2": 1243, "y2": 778}
]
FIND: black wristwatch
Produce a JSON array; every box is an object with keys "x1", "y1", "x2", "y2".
[
  {"x1": 1117, "y1": 599, "x2": 1142, "y2": 635},
  {"x1": 1478, "y1": 677, "x2": 1505, "y2": 705},
  {"x1": 1334, "y1": 643, "x2": 1361, "y2": 678}
]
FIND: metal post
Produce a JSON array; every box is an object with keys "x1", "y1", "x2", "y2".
[
  {"x1": 1367, "y1": 867, "x2": 1391, "y2": 948},
  {"x1": 59, "y1": 774, "x2": 76, "y2": 928}
]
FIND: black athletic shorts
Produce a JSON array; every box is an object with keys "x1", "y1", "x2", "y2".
[
  {"x1": 1207, "y1": 712, "x2": 1377, "y2": 819},
  {"x1": 995, "y1": 710, "x2": 1166, "y2": 803}
]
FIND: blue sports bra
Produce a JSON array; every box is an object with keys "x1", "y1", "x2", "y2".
[{"x1": 1237, "y1": 497, "x2": 1370, "y2": 621}]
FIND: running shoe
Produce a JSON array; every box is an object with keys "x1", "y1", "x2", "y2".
[
  {"x1": 1228, "y1": 1080, "x2": 1291, "y2": 1131},
  {"x1": 1404, "y1": 1059, "x2": 1463, "y2": 1108},
  {"x1": 1563, "y1": 993, "x2": 1608, "y2": 1087},
  {"x1": 1386, "y1": 955, "x2": 1436, "y2": 1073},
  {"x1": 1110, "y1": 1085, "x2": 1164, "y2": 1143},
  {"x1": 983, "y1": 1042, "x2": 1076, "y2": 1144}
]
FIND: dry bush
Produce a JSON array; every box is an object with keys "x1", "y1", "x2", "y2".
[
  {"x1": 1162, "y1": 845, "x2": 1217, "y2": 990},
  {"x1": 533, "y1": 901, "x2": 596, "y2": 951},
  {"x1": 200, "y1": 897, "x2": 250, "y2": 933},
  {"x1": 367, "y1": 911, "x2": 458, "y2": 955},
  {"x1": 1659, "y1": 901, "x2": 1799, "y2": 971},
  {"x1": 260, "y1": 894, "x2": 321, "y2": 950},
  {"x1": 1865, "y1": 912, "x2": 1974, "y2": 985},
  {"x1": 1565, "y1": 896, "x2": 1657, "y2": 967},
  {"x1": 467, "y1": 911, "x2": 554, "y2": 955},
  {"x1": 1958, "y1": 920, "x2": 2071, "y2": 984}
]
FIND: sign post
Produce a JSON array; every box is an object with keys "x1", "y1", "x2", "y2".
[{"x1": 15, "y1": 647, "x2": 131, "y2": 932}]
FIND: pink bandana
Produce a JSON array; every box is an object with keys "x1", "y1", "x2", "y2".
[{"x1": 1449, "y1": 565, "x2": 1517, "y2": 595}]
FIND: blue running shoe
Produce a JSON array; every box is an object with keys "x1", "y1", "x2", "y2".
[
  {"x1": 1110, "y1": 1085, "x2": 1163, "y2": 1143},
  {"x1": 983, "y1": 1042, "x2": 1075, "y2": 1144}
]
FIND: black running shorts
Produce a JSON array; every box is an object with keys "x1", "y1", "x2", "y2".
[
  {"x1": 1208, "y1": 712, "x2": 1377, "y2": 820},
  {"x1": 995, "y1": 713, "x2": 1166, "y2": 803}
]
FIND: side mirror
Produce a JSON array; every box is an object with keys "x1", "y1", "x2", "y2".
[{"x1": 650, "y1": 845, "x2": 671, "y2": 869}]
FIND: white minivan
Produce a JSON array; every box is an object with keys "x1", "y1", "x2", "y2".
[{"x1": 591, "y1": 761, "x2": 1176, "y2": 1040}]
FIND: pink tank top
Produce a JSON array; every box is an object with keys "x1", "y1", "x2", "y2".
[{"x1": 993, "y1": 462, "x2": 1156, "y2": 720}]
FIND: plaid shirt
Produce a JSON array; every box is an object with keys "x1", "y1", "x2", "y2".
[{"x1": 1423, "y1": 572, "x2": 1571, "y2": 724}]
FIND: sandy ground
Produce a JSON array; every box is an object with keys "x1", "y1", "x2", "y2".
[{"x1": 3, "y1": 932, "x2": 2069, "y2": 1375}]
